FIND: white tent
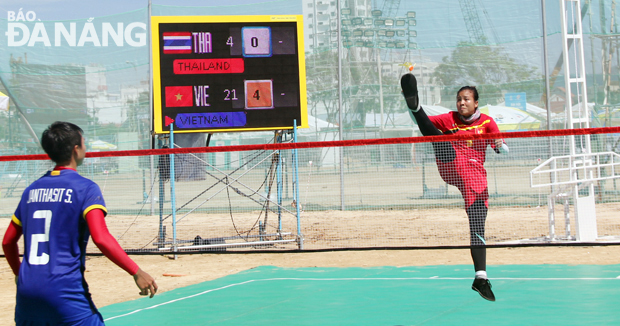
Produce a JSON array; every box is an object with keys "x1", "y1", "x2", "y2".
[
  {"x1": 362, "y1": 105, "x2": 454, "y2": 130},
  {"x1": 303, "y1": 114, "x2": 339, "y2": 167},
  {"x1": 0, "y1": 92, "x2": 8, "y2": 112},
  {"x1": 305, "y1": 114, "x2": 337, "y2": 132},
  {"x1": 88, "y1": 140, "x2": 117, "y2": 150},
  {"x1": 479, "y1": 105, "x2": 542, "y2": 131},
  {"x1": 391, "y1": 104, "x2": 542, "y2": 131},
  {"x1": 421, "y1": 105, "x2": 454, "y2": 116},
  {"x1": 365, "y1": 113, "x2": 393, "y2": 128},
  {"x1": 364, "y1": 113, "x2": 415, "y2": 129},
  {"x1": 571, "y1": 102, "x2": 596, "y2": 124},
  {"x1": 497, "y1": 101, "x2": 547, "y2": 117},
  {"x1": 392, "y1": 105, "x2": 452, "y2": 128}
]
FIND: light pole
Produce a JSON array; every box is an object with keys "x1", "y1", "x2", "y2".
[{"x1": 340, "y1": 8, "x2": 417, "y2": 132}]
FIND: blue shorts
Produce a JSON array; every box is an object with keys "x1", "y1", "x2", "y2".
[{"x1": 17, "y1": 312, "x2": 104, "y2": 326}]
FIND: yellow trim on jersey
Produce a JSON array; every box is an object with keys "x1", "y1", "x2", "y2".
[
  {"x1": 11, "y1": 215, "x2": 22, "y2": 227},
  {"x1": 446, "y1": 119, "x2": 493, "y2": 134},
  {"x1": 83, "y1": 205, "x2": 108, "y2": 219},
  {"x1": 455, "y1": 119, "x2": 492, "y2": 131},
  {"x1": 51, "y1": 170, "x2": 61, "y2": 176}
]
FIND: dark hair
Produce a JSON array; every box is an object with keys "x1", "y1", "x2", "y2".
[
  {"x1": 41, "y1": 121, "x2": 84, "y2": 165},
  {"x1": 457, "y1": 86, "x2": 479, "y2": 101}
]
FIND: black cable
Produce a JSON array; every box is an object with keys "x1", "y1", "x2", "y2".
[{"x1": 160, "y1": 149, "x2": 270, "y2": 222}]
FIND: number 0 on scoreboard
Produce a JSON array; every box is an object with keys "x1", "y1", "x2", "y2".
[{"x1": 242, "y1": 27, "x2": 272, "y2": 57}]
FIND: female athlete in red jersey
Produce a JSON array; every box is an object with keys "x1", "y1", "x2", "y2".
[{"x1": 401, "y1": 73, "x2": 508, "y2": 301}]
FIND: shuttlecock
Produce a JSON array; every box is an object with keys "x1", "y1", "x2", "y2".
[{"x1": 400, "y1": 62, "x2": 416, "y2": 72}]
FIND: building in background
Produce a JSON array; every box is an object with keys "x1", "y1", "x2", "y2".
[
  {"x1": 7, "y1": 58, "x2": 149, "y2": 150},
  {"x1": 302, "y1": 0, "x2": 338, "y2": 52}
]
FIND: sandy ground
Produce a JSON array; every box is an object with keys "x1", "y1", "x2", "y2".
[
  {"x1": 2, "y1": 246, "x2": 620, "y2": 325},
  {"x1": 83, "y1": 202, "x2": 620, "y2": 252}
]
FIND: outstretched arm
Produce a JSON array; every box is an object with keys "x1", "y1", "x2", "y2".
[
  {"x1": 493, "y1": 139, "x2": 509, "y2": 154},
  {"x1": 2, "y1": 220, "x2": 22, "y2": 276},
  {"x1": 86, "y1": 209, "x2": 158, "y2": 298}
]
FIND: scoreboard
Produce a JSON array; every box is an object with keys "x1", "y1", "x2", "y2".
[{"x1": 151, "y1": 15, "x2": 308, "y2": 134}]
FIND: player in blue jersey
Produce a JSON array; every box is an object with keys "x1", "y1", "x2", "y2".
[{"x1": 2, "y1": 121, "x2": 158, "y2": 326}]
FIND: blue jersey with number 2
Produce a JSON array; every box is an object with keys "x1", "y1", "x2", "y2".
[{"x1": 12, "y1": 169, "x2": 107, "y2": 324}]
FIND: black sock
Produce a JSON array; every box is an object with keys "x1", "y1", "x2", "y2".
[{"x1": 468, "y1": 200, "x2": 488, "y2": 272}]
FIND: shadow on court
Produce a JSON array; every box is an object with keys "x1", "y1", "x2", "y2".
[{"x1": 100, "y1": 264, "x2": 620, "y2": 325}]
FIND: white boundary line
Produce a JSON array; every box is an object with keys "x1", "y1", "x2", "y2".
[
  {"x1": 104, "y1": 276, "x2": 620, "y2": 321},
  {"x1": 104, "y1": 280, "x2": 256, "y2": 321}
]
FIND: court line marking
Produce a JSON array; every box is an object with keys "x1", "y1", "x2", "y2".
[
  {"x1": 104, "y1": 280, "x2": 255, "y2": 321},
  {"x1": 104, "y1": 276, "x2": 620, "y2": 321}
]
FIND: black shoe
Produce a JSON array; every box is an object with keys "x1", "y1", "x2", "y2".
[
  {"x1": 400, "y1": 73, "x2": 420, "y2": 112},
  {"x1": 472, "y1": 278, "x2": 496, "y2": 302}
]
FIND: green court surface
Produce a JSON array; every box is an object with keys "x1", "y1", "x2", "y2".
[{"x1": 100, "y1": 264, "x2": 620, "y2": 325}]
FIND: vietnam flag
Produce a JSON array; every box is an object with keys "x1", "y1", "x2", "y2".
[{"x1": 165, "y1": 86, "x2": 193, "y2": 107}]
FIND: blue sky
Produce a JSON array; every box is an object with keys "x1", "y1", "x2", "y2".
[{"x1": 0, "y1": 0, "x2": 271, "y2": 20}]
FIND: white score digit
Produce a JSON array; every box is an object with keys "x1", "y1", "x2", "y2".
[
  {"x1": 224, "y1": 89, "x2": 238, "y2": 101},
  {"x1": 226, "y1": 36, "x2": 234, "y2": 47}
]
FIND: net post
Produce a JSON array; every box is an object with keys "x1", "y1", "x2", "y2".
[
  {"x1": 157, "y1": 176, "x2": 165, "y2": 248},
  {"x1": 277, "y1": 131, "x2": 283, "y2": 234},
  {"x1": 148, "y1": 0, "x2": 154, "y2": 216},
  {"x1": 564, "y1": 198, "x2": 571, "y2": 239},
  {"x1": 157, "y1": 136, "x2": 165, "y2": 249},
  {"x1": 170, "y1": 123, "x2": 177, "y2": 258},
  {"x1": 293, "y1": 120, "x2": 303, "y2": 250},
  {"x1": 548, "y1": 195, "x2": 555, "y2": 241}
]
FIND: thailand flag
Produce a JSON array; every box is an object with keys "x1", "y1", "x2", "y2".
[{"x1": 163, "y1": 32, "x2": 192, "y2": 54}]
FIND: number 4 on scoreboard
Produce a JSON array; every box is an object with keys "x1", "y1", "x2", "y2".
[{"x1": 245, "y1": 79, "x2": 274, "y2": 109}]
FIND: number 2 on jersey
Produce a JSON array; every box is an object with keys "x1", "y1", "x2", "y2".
[{"x1": 29, "y1": 210, "x2": 52, "y2": 265}]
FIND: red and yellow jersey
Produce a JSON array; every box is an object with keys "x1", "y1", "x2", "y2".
[
  {"x1": 427, "y1": 111, "x2": 500, "y2": 207},
  {"x1": 429, "y1": 111, "x2": 500, "y2": 165}
]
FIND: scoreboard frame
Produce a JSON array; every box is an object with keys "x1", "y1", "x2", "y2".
[{"x1": 151, "y1": 15, "x2": 308, "y2": 134}]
